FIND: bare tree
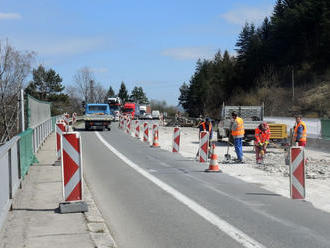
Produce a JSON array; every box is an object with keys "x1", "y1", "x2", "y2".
[
  {"x1": 94, "y1": 83, "x2": 107, "y2": 103},
  {"x1": 0, "y1": 40, "x2": 35, "y2": 144},
  {"x1": 73, "y1": 67, "x2": 96, "y2": 102}
]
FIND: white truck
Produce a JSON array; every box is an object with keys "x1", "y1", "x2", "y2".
[
  {"x1": 151, "y1": 110, "x2": 160, "y2": 120},
  {"x1": 217, "y1": 104, "x2": 264, "y2": 142}
]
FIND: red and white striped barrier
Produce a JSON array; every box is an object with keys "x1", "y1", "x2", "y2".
[
  {"x1": 119, "y1": 116, "x2": 123, "y2": 129},
  {"x1": 143, "y1": 122, "x2": 149, "y2": 142},
  {"x1": 119, "y1": 116, "x2": 122, "y2": 129},
  {"x1": 199, "y1": 131, "x2": 209, "y2": 163},
  {"x1": 135, "y1": 120, "x2": 140, "y2": 138},
  {"x1": 290, "y1": 147, "x2": 305, "y2": 199},
  {"x1": 56, "y1": 122, "x2": 66, "y2": 160},
  {"x1": 61, "y1": 132, "x2": 83, "y2": 202},
  {"x1": 63, "y1": 113, "x2": 70, "y2": 131},
  {"x1": 126, "y1": 118, "x2": 131, "y2": 134},
  {"x1": 172, "y1": 127, "x2": 180, "y2": 153},
  {"x1": 72, "y1": 112, "x2": 77, "y2": 124}
]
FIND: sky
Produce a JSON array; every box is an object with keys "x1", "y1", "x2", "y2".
[{"x1": 0, "y1": 0, "x2": 275, "y2": 105}]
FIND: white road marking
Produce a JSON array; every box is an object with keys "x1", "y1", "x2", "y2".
[{"x1": 96, "y1": 132, "x2": 266, "y2": 248}]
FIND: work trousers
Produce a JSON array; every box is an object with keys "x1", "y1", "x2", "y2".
[
  {"x1": 234, "y1": 137, "x2": 243, "y2": 161},
  {"x1": 255, "y1": 145, "x2": 267, "y2": 163}
]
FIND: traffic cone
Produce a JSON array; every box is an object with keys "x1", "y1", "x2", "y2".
[
  {"x1": 151, "y1": 125, "x2": 160, "y2": 148},
  {"x1": 205, "y1": 144, "x2": 221, "y2": 173}
]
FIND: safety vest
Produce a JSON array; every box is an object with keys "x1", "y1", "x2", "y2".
[
  {"x1": 255, "y1": 127, "x2": 271, "y2": 144},
  {"x1": 294, "y1": 121, "x2": 307, "y2": 142},
  {"x1": 232, "y1": 117, "x2": 244, "y2": 137},
  {"x1": 200, "y1": 122, "x2": 212, "y2": 133}
]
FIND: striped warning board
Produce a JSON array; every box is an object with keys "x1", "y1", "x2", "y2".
[
  {"x1": 172, "y1": 127, "x2": 180, "y2": 152},
  {"x1": 126, "y1": 118, "x2": 131, "y2": 134},
  {"x1": 199, "y1": 131, "x2": 209, "y2": 163},
  {"x1": 290, "y1": 147, "x2": 305, "y2": 199},
  {"x1": 61, "y1": 132, "x2": 83, "y2": 202},
  {"x1": 56, "y1": 122, "x2": 66, "y2": 160},
  {"x1": 143, "y1": 122, "x2": 149, "y2": 142},
  {"x1": 135, "y1": 120, "x2": 140, "y2": 138}
]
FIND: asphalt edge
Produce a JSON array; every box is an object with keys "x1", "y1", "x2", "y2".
[{"x1": 83, "y1": 179, "x2": 116, "y2": 248}]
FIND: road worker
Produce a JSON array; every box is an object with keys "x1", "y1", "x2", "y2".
[
  {"x1": 231, "y1": 111, "x2": 245, "y2": 163},
  {"x1": 255, "y1": 122, "x2": 271, "y2": 164},
  {"x1": 293, "y1": 115, "x2": 307, "y2": 147}
]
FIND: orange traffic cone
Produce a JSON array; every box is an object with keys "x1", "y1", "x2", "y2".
[
  {"x1": 151, "y1": 125, "x2": 160, "y2": 148},
  {"x1": 205, "y1": 144, "x2": 221, "y2": 173}
]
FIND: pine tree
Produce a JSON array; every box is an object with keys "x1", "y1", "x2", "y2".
[
  {"x1": 118, "y1": 81, "x2": 129, "y2": 103},
  {"x1": 130, "y1": 86, "x2": 149, "y2": 104}
]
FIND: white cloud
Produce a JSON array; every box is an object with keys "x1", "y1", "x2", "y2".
[
  {"x1": 8, "y1": 36, "x2": 107, "y2": 57},
  {"x1": 220, "y1": 6, "x2": 273, "y2": 25},
  {"x1": 36, "y1": 37, "x2": 106, "y2": 56},
  {"x1": 90, "y1": 67, "x2": 109, "y2": 73},
  {"x1": 162, "y1": 47, "x2": 214, "y2": 60},
  {"x1": 0, "y1": 12, "x2": 22, "y2": 20}
]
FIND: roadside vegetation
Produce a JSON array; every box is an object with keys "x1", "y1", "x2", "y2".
[{"x1": 179, "y1": 0, "x2": 330, "y2": 119}]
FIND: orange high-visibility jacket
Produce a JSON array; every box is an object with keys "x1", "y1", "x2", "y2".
[
  {"x1": 255, "y1": 127, "x2": 271, "y2": 144},
  {"x1": 294, "y1": 121, "x2": 307, "y2": 142},
  {"x1": 232, "y1": 117, "x2": 244, "y2": 137},
  {"x1": 200, "y1": 122, "x2": 212, "y2": 133}
]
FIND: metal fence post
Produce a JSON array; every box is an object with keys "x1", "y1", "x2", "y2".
[{"x1": 8, "y1": 148, "x2": 12, "y2": 200}]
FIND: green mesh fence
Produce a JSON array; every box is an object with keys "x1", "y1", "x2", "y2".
[
  {"x1": 18, "y1": 128, "x2": 38, "y2": 178},
  {"x1": 321, "y1": 119, "x2": 330, "y2": 140},
  {"x1": 27, "y1": 95, "x2": 51, "y2": 128}
]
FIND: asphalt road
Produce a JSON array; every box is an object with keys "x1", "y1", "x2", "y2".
[{"x1": 81, "y1": 125, "x2": 330, "y2": 248}]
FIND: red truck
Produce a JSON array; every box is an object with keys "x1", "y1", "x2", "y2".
[{"x1": 122, "y1": 102, "x2": 136, "y2": 119}]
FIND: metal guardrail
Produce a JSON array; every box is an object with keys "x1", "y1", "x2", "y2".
[{"x1": 0, "y1": 116, "x2": 57, "y2": 231}]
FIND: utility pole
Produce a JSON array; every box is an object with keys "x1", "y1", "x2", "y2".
[
  {"x1": 20, "y1": 89, "x2": 25, "y2": 132},
  {"x1": 291, "y1": 66, "x2": 295, "y2": 102}
]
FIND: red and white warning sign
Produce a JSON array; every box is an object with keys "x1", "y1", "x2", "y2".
[
  {"x1": 126, "y1": 118, "x2": 131, "y2": 134},
  {"x1": 143, "y1": 122, "x2": 149, "y2": 142},
  {"x1": 135, "y1": 120, "x2": 140, "y2": 138},
  {"x1": 72, "y1": 112, "x2": 77, "y2": 124},
  {"x1": 56, "y1": 122, "x2": 66, "y2": 160},
  {"x1": 199, "y1": 131, "x2": 209, "y2": 163},
  {"x1": 290, "y1": 147, "x2": 305, "y2": 199},
  {"x1": 172, "y1": 127, "x2": 180, "y2": 153},
  {"x1": 61, "y1": 132, "x2": 83, "y2": 202}
]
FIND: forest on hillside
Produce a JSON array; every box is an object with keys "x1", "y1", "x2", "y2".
[{"x1": 179, "y1": 0, "x2": 330, "y2": 119}]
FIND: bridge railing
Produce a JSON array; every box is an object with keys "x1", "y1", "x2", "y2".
[{"x1": 0, "y1": 116, "x2": 59, "y2": 231}]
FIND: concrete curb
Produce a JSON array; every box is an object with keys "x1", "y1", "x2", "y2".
[{"x1": 83, "y1": 180, "x2": 116, "y2": 248}]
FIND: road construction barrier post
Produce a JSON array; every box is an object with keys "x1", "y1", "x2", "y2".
[
  {"x1": 290, "y1": 147, "x2": 306, "y2": 199},
  {"x1": 152, "y1": 124, "x2": 160, "y2": 148},
  {"x1": 55, "y1": 122, "x2": 66, "y2": 165},
  {"x1": 205, "y1": 143, "x2": 221, "y2": 172},
  {"x1": 172, "y1": 127, "x2": 180, "y2": 152},
  {"x1": 135, "y1": 120, "x2": 140, "y2": 138},
  {"x1": 126, "y1": 118, "x2": 130, "y2": 134},
  {"x1": 72, "y1": 112, "x2": 77, "y2": 125},
  {"x1": 143, "y1": 122, "x2": 149, "y2": 143},
  {"x1": 120, "y1": 116, "x2": 124, "y2": 129},
  {"x1": 59, "y1": 132, "x2": 88, "y2": 213},
  {"x1": 199, "y1": 131, "x2": 209, "y2": 163}
]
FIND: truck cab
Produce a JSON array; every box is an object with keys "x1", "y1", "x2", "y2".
[
  {"x1": 122, "y1": 102, "x2": 136, "y2": 119},
  {"x1": 107, "y1": 97, "x2": 121, "y2": 121},
  {"x1": 84, "y1": 103, "x2": 113, "y2": 131}
]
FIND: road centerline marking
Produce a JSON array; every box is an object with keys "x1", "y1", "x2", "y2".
[{"x1": 95, "y1": 132, "x2": 265, "y2": 248}]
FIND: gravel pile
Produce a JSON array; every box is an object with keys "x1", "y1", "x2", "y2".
[{"x1": 248, "y1": 148, "x2": 330, "y2": 179}]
